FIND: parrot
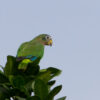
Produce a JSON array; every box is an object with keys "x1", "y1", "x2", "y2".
[{"x1": 16, "y1": 34, "x2": 53, "y2": 70}]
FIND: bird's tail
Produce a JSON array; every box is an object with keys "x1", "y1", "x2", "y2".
[{"x1": 18, "y1": 59, "x2": 32, "y2": 71}]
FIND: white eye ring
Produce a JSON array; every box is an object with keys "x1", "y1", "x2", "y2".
[{"x1": 45, "y1": 36, "x2": 50, "y2": 40}]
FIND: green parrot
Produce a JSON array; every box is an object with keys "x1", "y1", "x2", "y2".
[{"x1": 16, "y1": 34, "x2": 53, "y2": 70}]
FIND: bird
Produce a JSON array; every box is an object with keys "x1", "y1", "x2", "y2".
[{"x1": 16, "y1": 34, "x2": 53, "y2": 70}]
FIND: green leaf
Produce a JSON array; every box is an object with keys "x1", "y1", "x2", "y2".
[
  {"x1": 0, "y1": 93, "x2": 9, "y2": 100},
  {"x1": 48, "y1": 80, "x2": 56, "y2": 86},
  {"x1": 0, "y1": 71, "x2": 8, "y2": 83},
  {"x1": 4, "y1": 56, "x2": 18, "y2": 76},
  {"x1": 34, "y1": 79, "x2": 48, "y2": 100},
  {"x1": 5, "y1": 99, "x2": 10, "y2": 100},
  {"x1": 37, "y1": 67, "x2": 61, "y2": 83},
  {"x1": 24, "y1": 76, "x2": 35, "y2": 96},
  {"x1": 37, "y1": 70, "x2": 51, "y2": 83},
  {"x1": 14, "y1": 96, "x2": 26, "y2": 100},
  {"x1": 0, "y1": 65, "x2": 4, "y2": 70},
  {"x1": 10, "y1": 88, "x2": 28, "y2": 98},
  {"x1": 0, "y1": 85, "x2": 9, "y2": 94},
  {"x1": 47, "y1": 67, "x2": 61, "y2": 78},
  {"x1": 27, "y1": 96, "x2": 41, "y2": 100},
  {"x1": 25, "y1": 62, "x2": 40, "y2": 76},
  {"x1": 0, "y1": 85, "x2": 10, "y2": 100},
  {"x1": 47, "y1": 80, "x2": 56, "y2": 91},
  {"x1": 9, "y1": 75, "x2": 25, "y2": 88},
  {"x1": 47, "y1": 85, "x2": 62, "y2": 100},
  {"x1": 56, "y1": 96, "x2": 66, "y2": 100}
]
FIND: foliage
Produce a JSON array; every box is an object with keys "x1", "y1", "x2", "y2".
[{"x1": 0, "y1": 56, "x2": 66, "y2": 100}]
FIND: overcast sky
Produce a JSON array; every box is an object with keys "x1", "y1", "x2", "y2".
[{"x1": 0, "y1": 0, "x2": 100, "y2": 100}]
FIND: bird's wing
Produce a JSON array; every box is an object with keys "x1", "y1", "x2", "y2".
[
  {"x1": 16, "y1": 55, "x2": 37, "y2": 61},
  {"x1": 17, "y1": 42, "x2": 38, "y2": 61}
]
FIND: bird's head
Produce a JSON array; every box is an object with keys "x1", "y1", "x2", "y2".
[{"x1": 35, "y1": 34, "x2": 53, "y2": 46}]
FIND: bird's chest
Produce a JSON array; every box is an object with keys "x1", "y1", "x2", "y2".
[{"x1": 29, "y1": 45, "x2": 44, "y2": 57}]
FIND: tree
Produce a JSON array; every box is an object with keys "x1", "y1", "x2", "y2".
[{"x1": 0, "y1": 56, "x2": 66, "y2": 100}]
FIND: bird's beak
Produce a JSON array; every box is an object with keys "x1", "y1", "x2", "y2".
[{"x1": 48, "y1": 39, "x2": 53, "y2": 46}]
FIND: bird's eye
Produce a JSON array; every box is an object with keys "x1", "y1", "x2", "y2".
[
  {"x1": 42, "y1": 35, "x2": 51, "y2": 41},
  {"x1": 45, "y1": 36, "x2": 50, "y2": 40}
]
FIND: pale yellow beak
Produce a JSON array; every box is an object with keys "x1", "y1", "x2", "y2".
[{"x1": 48, "y1": 39, "x2": 53, "y2": 46}]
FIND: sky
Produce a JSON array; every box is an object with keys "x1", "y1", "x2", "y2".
[{"x1": 0, "y1": 0, "x2": 100, "y2": 100}]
